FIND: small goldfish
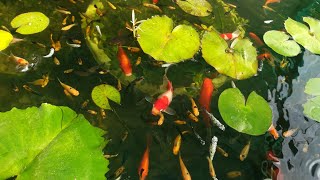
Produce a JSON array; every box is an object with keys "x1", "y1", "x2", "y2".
[
  {"x1": 173, "y1": 134, "x2": 182, "y2": 155},
  {"x1": 28, "y1": 74, "x2": 49, "y2": 88},
  {"x1": 107, "y1": 1, "x2": 117, "y2": 10},
  {"x1": 157, "y1": 112, "x2": 165, "y2": 125},
  {"x1": 249, "y1": 32, "x2": 265, "y2": 47},
  {"x1": 217, "y1": 146, "x2": 228, "y2": 157},
  {"x1": 143, "y1": 3, "x2": 162, "y2": 13},
  {"x1": 23, "y1": 85, "x2": 41, "y2": 95},
  {"x1": 153, "y1": 0, "x2": 159, "y2": 4},
  {"x1": 1, "y1": 52, "x2": 31, "y2": 72},
  {"x1": 117, "y1": 45, "x2": 132, "y2": 76},
  {"x1": 206, "y1": 156, "x2": 217, "y2": 179},
  {"x1": 61, "y1": 23, "x2": 77, "y2": 31},
  {"x1": 100, "y1": 108, "x2": 107, "y2": 119},
  {"x1": 227, "y1": 171, "x2": 242, "y2": 178},
  {"x1": 57, "y1": 78, "x2": 79, "y2": 96},
  {"x1": 189, "y1": 97, "x2": 199, "y2": 116},
  {"x1": 186, "y1": 110, "x2": 198, "y2": 122},
  {"x1": 239, "y1": 140, "x2": 251, "y2": 161},
  {"x1": 257, "y1": 53, "x2": 272, "y2": 61},
  {"x1": 179, "y1": 153, "x2": 191, "y2": 180},
  {"x1": 265, "y1": 0, "x2": 281, "y2": 6},
  {"x1": 138, "y1": 138, "x2": 150, "y2": 180},
  {"x1": 283, "y1": 128, "x2": 298, "y2": 137},
  {"x1": 268, "y1": 124, "x2": 279, "y2": 139},
  {"x1": 174, "y1": 120, "x2": 187, "y2": 125},
  {"x1": 199, "y1": 78, "x2": 214, "y2": 127},
  {"x1": 220, "y1": 29, "x2": 240, "y2": 41}
]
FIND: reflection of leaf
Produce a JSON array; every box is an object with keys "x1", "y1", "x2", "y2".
[
  {"x1": 0, "y1": 30, "x2": 13, "y2": 51},
  {"x1": 201, "y1": 30, "x2": 258, "y2": 80},
  {"x1": 11, "y1": 12, "x2": 49, "y2": 35},
  {"x1": 263, "y1": 30, "x2": 301, "y2": 57},
  {"x1": 0, "y1": 103, "x2": 108, "y2": 179},
  {"x1": 218, "y1": 88, "x2": 272, "y2": 135},
  {"x1": 176, "y1": 0, "x2": 212, "y2": 17},
  {"x1": 305, "y1": 78, "x2": 320, "y2": 96},
  {"x1": 137, "y1": 16, "x2": 200, "y2": 63},
  {"x1": 92, "y1": 84, "x2": 121, "y2": 110},
  {"x1": 303, "y1": 96, "x2": 320, "y2": 122},
  {"x1": 285, "y1": 17, "x2": 320, "y2": 54}
]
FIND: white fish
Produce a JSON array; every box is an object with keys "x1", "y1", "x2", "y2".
[
  {"x1": 204, "y1": 109, "x2": 225, "y2": 131},
  {"x1": 95, "y1": 25, "x2": 102, "y2": 37},
  {"x1": 66, "y1": 41, "x2": 81, "y2": 48},
  {"x1": 209, "y1": 136, "x2": 218, "y2": 160},
  {"x1": 264, "y1": 20, "x2": 273, "y2": 24},
  {"x1": 43, "y1": 47, "x2": 55, "y2": 58}
]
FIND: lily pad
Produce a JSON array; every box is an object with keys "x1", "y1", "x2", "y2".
[
  {"x1": 11, "y1": 12, "x2": 49, "y2": 35},
  {"x1": 284, "y1": 17, "x2": 320, "y2": 54},
  {"x1": 263, "y1": 30, "x2": 301, "y2": 57},
  {"x1": 92, "y1": 84, "x2": 121, "y2": 110},
  {"x1": 0, "y1": 103, "x2": 108, "y2": 179},
  {"x1": 0, "y1": 30, "x2": 13, "y2": 51},
  {"x1": 176, "y1": 0, "x2": 213, "y2": 17},
  {"x1": 303, "y1": 96, "x2": 320, "y2": 122},
  {"x1": 137, "y1": 16, "x2": 200, "y2": 63},
  {"x1": 218, "y1": 88, "x2": 272, "y2": 135},
  {"x1": 305, "y1": 78, "x2": 320, "y2": 96},
  {"x1": 201, "y1": 30, "x2": 258, "y2": 80}
]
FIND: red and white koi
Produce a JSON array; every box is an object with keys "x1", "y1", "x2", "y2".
[
  {"x1": 117, "y1": 45, "x2": 132, "y2": 76},
  {"x1": 151, "y1": 75, "x2": 173, "y2": 116},
  {"x1": 220, "y1": 29, "x2": 240, "y2": 41}
]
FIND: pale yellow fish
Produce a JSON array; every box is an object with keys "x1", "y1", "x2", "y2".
[
  {"x1": 100, "y1": 108, "x2": 106, "y2": 119},
  {"x1": 53, "y1": 56, "x2": 60, "y2": 65},
  {"x1": 283, "y1": 128, "x2": 298, "y2": 137},
  {"x1": 55, "y1": 8, "x2": 71, "y2": 15},
  {"x1": 189, "y1": 97, "x2": 199, "y2": 116},
  {"x1": 128, "y1": 46, "x2": 140, "y2": 53},
  {"x1": 173, "y1": 134, "x2": 182, "y2": 155},
  {"x1": 63, "y1": 89, "x2": 72, "y2": 98},
  {"x1": 179, "y1": 154, "x2": 191, "y2": 180},
  {"x1": 72, "y1": 39, "x2": 81, "y2": 44},
  {"x1": 187, "y1": 110, "x2": 198, "y2": 122},
  {"x1": 217, "y1": 146, "x2": 228, "y2": 157},
  {"x1": 135, "y1": 57, "x2": 141, "y2": 66},
  {"x1": 61, "y1": 23, "x2": 77, "y2": 31},
  {"x1": 87, "y1": 109, "x2": 97, "y2": 115},
  {"x1": 143, "y1": 3, "x2": 162, "y2": 13},
  {"x1": 71, "y1": 15, "x2": 75, "y2": 23},
  {"x1": 50, "y1": 33, "x2": 61, "y2": 51},
  {"x1": 107, "y1": 1, "x2": 117, "y2": 10},
  {"x1": 226, "y1": 171, "x2": 242, "y2": 178},
  {"x1": 81, "y1": 99, "x2": 89, "y2": 109},
  {"x1": 58, "y1": 78, "x2": 79, "y2": 96},
  {"x1": 69, "y1": 0, "x2": 76, "y2": 4},
  {"x1": 64, "y1": 69, "x2": 74, "y2": 74},
  {"x1": 62, "y1": 16, "x2": 68, "y2": 25},
  {"x1": 77, "y1": 58, "x2": 83, "y2": 65},
  {"x1": 28, "y1": 74, "x2": 49, "y2": 88},
  {"x1": 174, "y1": 120, "x2": 187, "y2": 125},
  {"x1": 157, "y1": 112, "x2": 164, "y2": 125},
  {"x1": 240, "y1": 141, "x2": 251, "y2": 161},
  {"x1": 206, "y1": 156, "x2": 216, "y2": 179}
]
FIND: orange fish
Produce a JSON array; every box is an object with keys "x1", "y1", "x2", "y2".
[
  {"x1": 268, "y1": 124, "x2": 279, "y2": 140},
  {"x1": 199, "y1": 78, "x2": 214, "y2": 127},
  {"x1": 249, "y1": 32, "x2": 264, "y2": 47},
  {"x1": 257, "y1": 53, "x2": 272, "y2": 61},
  {"x1": 179, "y1": 153, "x2": 191, "y2": 180},
  {"x1": 265, "y1": 0, "x2": 281, "y2": 6},
  {"x1": 138, "y1": 138, "x2": 150, "y2": 180},
  {"x1": 117, "y1": 45, "x2": 132, "y2": 76}
]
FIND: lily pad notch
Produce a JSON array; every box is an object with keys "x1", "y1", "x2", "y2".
[
  {"x1": 11, "y1": 12, "x2": 49, "y2": 35},
  {"x1": 91, "y1": 84, "x2": 121, "y2": 110}
]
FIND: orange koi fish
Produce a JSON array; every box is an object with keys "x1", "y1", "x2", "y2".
[
  {"x1": 268, "y1": 124, "x2": 279, "y2": 140},
  {"x1": 179, "y1": 153, "x2": 191, "y2": 180},
  {"x1": 265, "y1": 0, "x2": 281, "y2": 6},
  {"x1": 199, "y1": 78, "x2": 214, "y2": 127},
  {"x1": 220, "y1": 30, "x2": 240, "y2": 41},
  {"x1": 138, "y1": 137, "x2": 150, "y2": 180},
  {"x1": 151, "y1": 75, "x2": 174, "y2": 116},
  {"x1": 117, "y1": 45, "x2": 132, "y2": 76},
  {"x1": 257, "y1": 53, "x2": 272, "y2": 61},
  {"x1": 153, "y1": 0, "x2": 159, "y2": 4},
  {"x1": 249, "y1": 32, "x2": 265, "y2": 47},
  {"x1": 0, "y1": 52, "x2": 31, "y2": 72}
]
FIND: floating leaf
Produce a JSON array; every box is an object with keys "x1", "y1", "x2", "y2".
[
  {"x1": 137, "y1": 16, "x2": 200, "y2": 63},
  {"x1": 218, "y1": 88, "x2": 272, "y2": 135},
  {"x1": 305, "y1": 78, "x2": 320, "y2": 96},
  {"x1": 11, "y1": 12, "x2": 49, "y2": 35},
  {"x1": 92, "y1": 84, "x2": 121, "y2": 110},
  {"x1": 0, "y1": 30, "x2": 13, "y2": 51},
  {"x1": 0, "y1": 103, "x2": 108, "y2": 179},
  {"x1": 284, "y1": 17, "x2": 320, "y2": 54},
  {"x1": 201, "y1": 30, "x2": 258, "y2": 80},
  {"x1": 176, "y1": 0, "x2": 213, "y2": 17},
  {"x1": 263, "y1": 30, "x2": 301, "y2": 57},
  {"x1": 303, "y1": 96, "x2": 320, "y2": 122}
]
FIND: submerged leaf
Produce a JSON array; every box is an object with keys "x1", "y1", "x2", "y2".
[
  {"x1": 137, "y1": 16, "x2": 200, "y2": 63},
  {"x1": 284, "y1": 17, "x2": 320, "y2": 54},
  {"x1": 303, "y1": 96, "x2": 320, "y2": 122},
  {"x1": 0, "y1": 103, "x2": 108, "y2": 179},
  {"x1": 218, "y1": 88, "x2": 272, "y2": 135},
  {"x1": 92, "y1": 84, "x2": 121, "y2": 110},
  {"x1": 0, "y1": 30, "x2": 13, "y2": 51},
  {"x1": 305, "y1": 78, "x2": 320, "y2": 96},
  {"x1": 176, "y1": 0, "x2": 213, "y2": 17},
  {"x1": 263, "y1": 30, "x2": 301, "y2": 57},
  {"x1": 201, "y1": 30, "x2": 258, "y2": 80},
  {"x1": 11, "y1": 12, "x2": 49, "y2": 35}
]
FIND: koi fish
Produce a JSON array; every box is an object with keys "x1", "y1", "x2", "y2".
[
  {"x1": 62, "y1": 16, "x2": 68, "y2": 25},
  {"x1": 249, "y1": 32, "x2": 265, "y2": 47},
  {"x1": 23, "y1": 85, "x2": 41, "y2": 95},
  {"x1": 0, "y1": 52, "x2": 31, "y2": 72},
  {"x1": 107, "y1": 1, "x2": 117, "y2": 10},
  {"x1": 268, "y1": 124, "x2": 279, "y2": 139},
  {"x1": 53, "y1": 56, "x2": 60, "y2": 65},
  {"x1": 138, "y1": 138, "x2": 150, "y2": 180},
  {"x1": 57, "y1": 78, "x2": 79, "y2": 96},
  {"x1": 239, "y1": 140, "x2": 250, "y2": 161},
  {"x1": 265, "y1": 0, "x2": 281, "y2": 6},
  {"x1": 199, "y1": 78, "x2": 214, "y2": 127},
  {"x1": 28, "y1": 74, "x2": 49, "y2": 88},
  {"x1": 117, "y1": 45, "x2": 132, "y2": 76},
  {"x1": 209, "y1": 136, "x2": 218, "y2": 160},
  {"x1": 179, "y1": 153, "x2": 191, "y2": 180},
  {"x1": 151, "y1": 73, "x2": 174, "y2": 116},
  {"x1": 220, "y1": 29, "x2": 240, "y2": 41}
]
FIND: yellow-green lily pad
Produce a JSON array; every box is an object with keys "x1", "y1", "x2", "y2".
[
  {"x1": 284, "y1": 17, "x2": 320, "y2": 54},
  {"x1": 11, "y1": 12, "x2": 49, "y2": 35},
  {"x1": 137, "y1": 16, "x2": 200, "y2": 63},
  {"x1": 305, "y1": 78, "x2": 320, "y2": 96},
  {"x1": 91, "y1": 84, "x2": 121, "y2": 110},
  {"x1": 218, "y1": 88, "x2": 272, "y2": 135},
  {"x1": 175, "y1": 0, "x2": 213, "y2": 17},
  {"x1": 201, "y1": 30, "x2": 258, "y2": 80},
  {"x1": 303, "y1": 78, "x2": 320, "y2": 122},
  {"x1": 0, "y1": 30, "x2": 13, "y2": 51},
  {"x1": 263, "y1": 30, "x2": 301, "y2": 57}
]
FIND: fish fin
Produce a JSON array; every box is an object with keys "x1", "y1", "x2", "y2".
[{"x1": 163, "y1": 107, "x2": 176, "y2": 115}]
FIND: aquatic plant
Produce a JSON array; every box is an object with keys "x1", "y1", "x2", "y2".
[
  {"x1": 175, "y1": 0, "x2": 213, "y2": 17},
  {"x1": 303, "y1": 78, "x2": 320, "y2": 122},
  {"x1": 91, "y1": 84, "x2": 121, "y2": 110},
  {"x1": 11, "y1": 12, "x2": 49, "y2": 35},
  {"x1": 0, "y1": 30, "x2": 13, "y2": 51},
  {"x1": 0, "y1": 103, "x2": 108, "y2": 179}
]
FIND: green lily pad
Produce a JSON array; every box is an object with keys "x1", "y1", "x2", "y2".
[
  {"x1": 0, "y1": 30, "x2": 13, "y2": 51},
  {"x1": 303, "y1": 96, "x2": 320, "y2": 122},
  {"x1": 91, "y1": 84, "x2": 121, "y2": 110},
  {"x1": 263, "y1": 30, "x2": 301, "y2": 57},
  {"x1": 176, "y1": 0, "x2": 213, "y2": 17},
  {"x1": 11, "y1": 12, "x2": 49, "y2": 35},
  {"x1": 218, "y1": 88, "x2": 272, "y2": 135},
  {"x1": 201, "y1": 30, "x2": 258, "y2": 80},
  {"x1": 137, "y1": 15, "x2": 200, "y2": 63},
  {"x1": 0, "y1": 103, "x2": 108, "y2": 179},
  {"x1": 305, "y1": 78, "x2": 320, "y2": 96},
  {"x1": 284, "y1": 17, "x2": 320, "y2": 54}
]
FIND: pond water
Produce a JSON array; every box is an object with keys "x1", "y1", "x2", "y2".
[{"x1": 0, "y1": 0, "x2": 319, "y2": 180}]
